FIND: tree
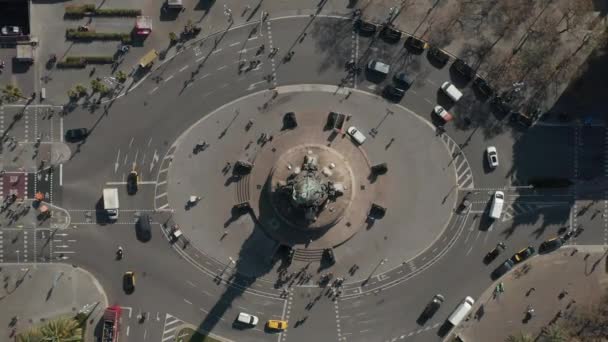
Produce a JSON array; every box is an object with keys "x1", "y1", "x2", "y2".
[
  {"x1": 2, "y1": 84, "x2": 25, "y2": 102},
  {"x1": 116, "y1": 70, "x2": 127, "y2": 83},
  {"x1": 90, "y1": 78, "x2": 109, "y2": 95},
  {"x1": 75, "y1": 84, "x2": 87, "y2": 96},
  {"x1": 39, "y1": 317, "x2": 82, "y2": 342},
  {"x1": 506, "y1": 332, "x2": 534, "y2": 342},
  {"x1": 169, "y1": 32, "x2": 178, "y2": 44}
]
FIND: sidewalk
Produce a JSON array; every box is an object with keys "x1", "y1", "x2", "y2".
[
  {"x1": 0, "y1": 199, "x2": 70, "y2": 230},
  {"x1": 0, "y1": 263, "x2": 108, "y2": 342},
  {"x1": 450, "y1": 246, "x2": 608, "y2": 342}
]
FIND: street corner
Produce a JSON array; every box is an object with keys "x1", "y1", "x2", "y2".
[
  {"x1": 47, "y1": 204, "x2": 70, "y2": 229},
  {"x1": 0, "y1": 263, "x2": 109, "y2": 342},
  {"x1": 450, "y1": 246, "x2": 608, "y2": 342},
  {"x1": 1, "y1": 142, "x2": 37, "y2": 172}
]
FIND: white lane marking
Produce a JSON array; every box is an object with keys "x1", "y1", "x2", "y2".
[
  {"x1": 184, "y1": 299, "x2": 192, "y2": 305},
  {"x1": 126, "y1": 326, "x2": 130, "y2": 336},
  {"x1": 179, "y1": 65, "x2": 188, "y2": 72},
  {"x1": 247, "y1": 81, "x2": 266, "y2": 90},
  {"x1": 211, "y1": 48, "x2": 222, "y2": 54},
  {"x1": 217, "y1": 65, "x2": 228, "y2": 71},
  {"x1": 424, "y1": 98, "x2": 433, "y2": 104},
  {"x1": 229, "y1": 42, "x2": 240, "y2": 47},
  {"x1": 149, "y1": 86, "x2": 159, "y2": 94},
  {"x1": 164, "y1": 75, "x2": 174, "y2": 82},
  {"x1": 247, "y1": 36, "x2": 258, "y2": 41},
  {"x1": 199, "y1": 73, "x2": 210, "y2": 80},
  {"x1": 196, "y1": 56, "x2": 206, "y2": 62}
]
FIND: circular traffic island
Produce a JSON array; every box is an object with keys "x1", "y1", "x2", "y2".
[{"x1": 163, "y1": 86, "x2": 459, "y2": 281}]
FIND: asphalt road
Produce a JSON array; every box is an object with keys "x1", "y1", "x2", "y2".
[{"x1": 0, "y1": 14, "x2": 604, "y2": 342}]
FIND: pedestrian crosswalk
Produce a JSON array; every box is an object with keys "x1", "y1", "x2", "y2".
[
  {"x1": 161, "y1": 313, "x2": 185, "y2": 342},
  {"x1": 440, "y1": 133, "x2": 474, "y2": 189}
]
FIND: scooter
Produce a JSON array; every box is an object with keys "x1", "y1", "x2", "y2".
[{"x1": 116, "y1": 247, "x2": 123, "y2": 260}]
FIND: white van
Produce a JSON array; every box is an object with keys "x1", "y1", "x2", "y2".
[
  {"x1": 489, "y1": 191, "x2": 505, "y2": 219},
  {"x1": 367, "y1": 60, "x2": 390, "y2": 75},
  {"x1": 441, "y1": 82, "x2": 463, "y2": 102},
  {"x1": 347, "y1": 126, "x2": 366, "y2": 145},
  {"x1": 447, "y1": 296, "x2": 475, "y2": 327}
]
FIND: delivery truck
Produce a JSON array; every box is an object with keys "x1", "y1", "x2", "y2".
[{"x1": 103, "y1": 188, "x2": 119, "y2": 221}]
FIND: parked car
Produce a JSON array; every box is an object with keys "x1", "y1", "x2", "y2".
[
  {"x1": 367, "y1": 60, "x2": 390, "y2": 76},
  {"x1": 267, "y1": 320, "x2": 288, "y2": 331},
  {"x1": 511, "y1": 246, "x2": 535, "y2": 264},
  {"x1": 451, "y1": 59, "x2": 474, "y2": 80},
  {"x1": 484, "y1": 242, "x2": 505, "y2": 264},
  {"x1": 347, "y1": 126, "x2": 366, "y2": 145},
  {"x1": 65, "y1": 128, "x2": 89, "y2": 142},
  {"x1": 420, "y1": 294, "x2": 444, "y2": 319},
  {"x1": 440, "y1": 82, "x2": 463, "y2": 102},
  {"x1": 491, "y1": 259, "x2": 514, "y2": 280},
  {"x1": 236, "y1": 312, "x2": 259, "y2": 327},
  {"x1": 405, "y1": 36, "x2": 426, "y2": 52},
  {"x1": 354, "y1": 19, "x2": 377, "y2": 35},
  {"x1": 539, "y1": 237, "x2": 564, "y2": 253},
  {"x1": 473, "y1": 77, "x2": 494, "y2": 98},
  {"x1": 486, "y1": 146, "x2": 499, "y2": 169},
  {"x1": 490, "y1": 96, "x2": 511, "y2": 116},
  {"x1": 434, "y1": 105, "x2": 453, "y2": 122},
  {"x1": 380, "y1": 26, "x2": 401, "y2": 42},
  {"x1": 393, "y1": 72, "x2": 413, "y2": 89},
  {"x1": 383, "y1": 84, "x2": 405, "y2": 101},
  {"x1": 1, "y1": 26, "x2": 21, "y2": 36},
  {"x1": 427, "y1": 47, "x2": 449, "y2": 66},
  {"x1": 127, "y1": 171, "x2": 139, "y2": 195}
]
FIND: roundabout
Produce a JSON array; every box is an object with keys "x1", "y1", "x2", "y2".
[
  {"x1": 161, "y1": 86, "x2": 462, "y2": 285},
  {"x1": 33, "y1": 10, "x2": 589, "y2": 342}
]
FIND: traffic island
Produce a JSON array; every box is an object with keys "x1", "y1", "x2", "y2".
[{"x1": 449, "y1": 246, "x2": 608, "y2": 342}]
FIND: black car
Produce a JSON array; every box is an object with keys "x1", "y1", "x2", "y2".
[
  {"x1": 420, "y1": 294, "x2": 444, "y2": 320},
  {"x1": 380, "y1": 26, "x2": 401, "y2": 43},
  {"x1": 457, "y1": 199, "x2": 471, "y2": 214},
  {"x1": 539, "y1": 237, "x2": 564, "y2": 253},
  {"x1": 490, "y1": 96, "x2": 511, "y2": 116},
  {"x1": 65, "y1": 128, "x2": 89, "y2": 142},
  {"x1": 136, "y1": 213, "x2": 152, "y2": 241},
  {"x1": 451, "y1": 59, "x2": 475, "y2": 80},
  {"x1": 383, "y1": 85, "x2": 405, "y2": 101},
  {"x1": 354, "y1": 19, "x2": 377, "y2": 35},
  {"x1": 484, "y1": 242, "x2": 505, "y2": 264},
  {"x1": 473, "y1": 77, "x2": 494, "y2": 98},
  {"x1": 393, "y1": 72, "x2": 413, "y2": 89},
  {"x1": 405, "y1": 36, "x2": 426, "y2": 52},
  {"x1": 127, "y1": 171, "x2": 138, "y2": 195},
  {"x1": 491, "y1": 259, "x2": 514, "y2": 280},
  {"x1": 427, "y1": 47, "x2": 450, "y2": 66}
]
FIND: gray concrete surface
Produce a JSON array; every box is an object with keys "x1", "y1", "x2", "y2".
[
  {"x1": 451, "y1": 246, "x2": 608, "y2": 342},
  {"x1": 0, "y1": 263, "x2": 108, "y2": 342}
]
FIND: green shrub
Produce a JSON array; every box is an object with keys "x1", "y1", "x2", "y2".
[
  {"x1": 95, "y1": 8, "x2": 142, "y2": 17},
  {"x1": 65, "y1": 5, "x2": 141, "y2": 17},
  {"x1": 58, "y1": 56, "x2": 114, "y2": 68},
  {"x1": 66, "y1": 29, "x2": 131, "y2": 43}
]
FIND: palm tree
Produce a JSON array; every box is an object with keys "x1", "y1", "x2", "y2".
[
  {"x1": 17, "y1": 327, "x2": 43, "y2": 342},
  {"x1": 506, "y1": 332, "x2": 534, "y2": 342},
  {"x1": 39, "y1": 317, "x2": 82, "y2": 342},
  {"x1": 541, "y1": 325, "x2": 568, "y2": 342},
  {"x1": 2, "y1": 84, "x2": 26, "y2": 102}
]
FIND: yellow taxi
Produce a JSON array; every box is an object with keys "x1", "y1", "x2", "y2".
[
  {"x1": 123, "y1": 271, "x2": 136, "y2": 292},
  {"x1": 266, "y1": 320, "x2": 288, "y2": 331}
]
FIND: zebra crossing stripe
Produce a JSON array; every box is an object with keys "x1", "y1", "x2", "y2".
[{"x1": 162, "y1": 314, "x2": 183, "y2": 342}]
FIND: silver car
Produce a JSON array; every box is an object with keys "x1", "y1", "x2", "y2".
[{"x1": 486, "y1": 146, "x2": 499, "y2": 168}]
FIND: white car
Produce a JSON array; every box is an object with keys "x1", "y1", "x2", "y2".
[
  {"x1": 236, "y1": 312, "x2": 259, "y2": 326},
  {"x1": 486, "y1": 146, "x2": 499, "y2": 168},
  {"x1": 434, "y1": 106, "x2": 453, "y2": 122},
  {"x1": 440, "y1": 82, "x2": 463, "y2": 102},
  {"x1": 1, "y1": 26, "x2": 21, "y2": 36},
  {"x1": 347, "y1": 126, "x2": 366, "y2": 145}
]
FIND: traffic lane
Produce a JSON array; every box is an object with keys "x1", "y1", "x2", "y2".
[
  {"x1": 65, "y1": 224, "x2": 285, "y2": 339},
  {"x1": 285, "y1": 287, "x2": 339, "y2": 342},
  {"x1": 338, "y1": 206, "x2": 570, "y2": 341},
  {"x1": 269, "y1": 16, "x2": 353, "y2": 85}
]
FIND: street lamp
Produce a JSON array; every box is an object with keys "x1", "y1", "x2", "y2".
[{"x1": 363, "y1": 258, "x2": 387, "y2": 286}]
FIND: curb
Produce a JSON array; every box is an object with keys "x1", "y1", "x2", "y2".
[{"x1": 174, "y1": 323, "x2": 235, "y2": 342}]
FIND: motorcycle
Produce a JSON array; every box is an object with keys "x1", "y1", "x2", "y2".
[{"x1": 116, "y1": 247, "x2": 123, "y2": 260}]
